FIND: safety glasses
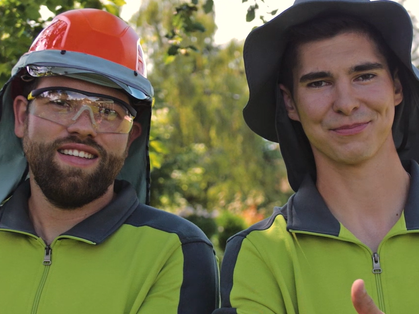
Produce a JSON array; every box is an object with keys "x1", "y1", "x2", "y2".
[{"x1": 27, "y1": 87, "x2": 137, "y2": 134}]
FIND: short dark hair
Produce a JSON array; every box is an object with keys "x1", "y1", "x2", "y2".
[
  {"x1": 20, "y1": 75, "x2": 39, "y2": 99},
  {"x1": 279, "y1": 15, "x2": 398, "y2": 95}
]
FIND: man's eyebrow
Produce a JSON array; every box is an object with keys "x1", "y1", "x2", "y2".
[
  {"x1": 299, "y1": 71, "x2": 332, "y2": 83},
  {"x1": 349, "y1": 62, "x2": 384, "y2": 74},
  {"x1": 299, "y1": 62, "x2": 385, "y2": 83}
]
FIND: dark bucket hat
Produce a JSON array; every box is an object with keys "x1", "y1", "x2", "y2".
[{"x1": 242, "y1": 0, "x2": 419, "y2": 191}]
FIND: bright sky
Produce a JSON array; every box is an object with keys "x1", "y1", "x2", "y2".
[
  {"x1": 120, "y1": 0, "x2": 292, "y2": 44},
  {"x1": 121, "y1": 0, "x2": 419, "y2": 45},
  {"x1": 211, "y1": 0, "x2": 293, "y2": 44}
]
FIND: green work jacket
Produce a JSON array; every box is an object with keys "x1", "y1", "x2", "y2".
[
  {"x1": 215, "y1": 160, "x2": 419, "y2": 314},
  {"x1": 0, "y1": 180, "x2": 219, "y2": 314}
]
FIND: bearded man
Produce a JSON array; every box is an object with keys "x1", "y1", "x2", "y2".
[{"x1": 0, "y1": 9, "x2": 218, "y2": 314}]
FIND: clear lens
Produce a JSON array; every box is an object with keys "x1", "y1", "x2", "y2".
[{"x1": 27, "y1": 87, "x2": 135, "y2": 134}]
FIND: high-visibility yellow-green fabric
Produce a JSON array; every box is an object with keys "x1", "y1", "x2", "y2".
[
  {"x1": 215, "y1": 161, "x2": 419, "y2": 314},
  {"x1": 0, "y1": 180, "x2": 219, "y2": 314}
]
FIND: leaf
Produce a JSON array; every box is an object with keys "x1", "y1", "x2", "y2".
[
  {"x1": 113, "y1": 0, "x2": 126, "y2": 6},
  {"x1": 203, "y1": 0, "x2": 214, "y2": 14},
  {"x1": 163, "y1": 54, "x2": 176, "y2": 64},
  {"x1": 246, "y1": 6, "x2": 256, "y2": 22},
  {"x1": 187, "y1": 45, "x2": 199, "y2": 52},
  {"x1": 168, "y1": 44, "x2": 180, "y2": 56},
  {"x1": 165, "y1": 30, "x2": 177, "y2": 40},
  {"x1": 149, "y1": 151, "x2": 163, "y2": 169},
  {"x1": 103, "y1": 4, "x2": 119, "y2": 16},
  {"x1": 150, "y1": 138, "x2": 169, "y2": 154},
  {"x1": 191, "y1": 22, "x2": 206, "y2": 33}
]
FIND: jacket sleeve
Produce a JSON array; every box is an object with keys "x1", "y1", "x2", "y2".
[
  {"x1": 213, "y1": 235, "x2": 291, "y2": 314},
  {"x1": 138, "y1": 240, "x2": 219, "y2": 314}
]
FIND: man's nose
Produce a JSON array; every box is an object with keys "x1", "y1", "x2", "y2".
[
  {"x1": 66, "y1": 105, "x2": 98, "y2": 137},
  {"x1": 332, "y1": 82, "x2": 360, "y2": 115}
]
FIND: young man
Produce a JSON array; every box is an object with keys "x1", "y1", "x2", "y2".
[
  {"x1": 215, "y1": 0, "x2": 419, "y2": 313},
  {"x1": 0, "y1": 9, "x2": 218, "y2": 313}
]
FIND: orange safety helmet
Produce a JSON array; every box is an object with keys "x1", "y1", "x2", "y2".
[
  {"x1": 12, "y1": 8, "x2": 153, "y2": 108},
  {"x1": 29, "y1": 9, "x2": 146, "y2": 77},
  {"x1": 0, "y1": 8, "x2": 153, "y2": 205}
]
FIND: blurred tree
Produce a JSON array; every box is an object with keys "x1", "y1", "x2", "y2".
[
  {"x1": 216, "y1": 210, "x2": 247, "y2": 252},
  {"x1": 1, "y1": 0, "x2": 418, "y2": 84},
  {"x1": 164, "y1": 0, "x2": 419, "y2": 64},
  {"x1": 179, "y1": 206, "x2": 218, "y2": 239},
  {"x1": 397, "y1": 0, "x2": 419, "y2": 64},
  {"x1": 2, "y1": 0, "x2": 415, "y2": 215},
  {"x1": 0, "y1": 0, "x2": 124, "y2": 86},
  {"x1": 132, "y1": 0, "x2": 291, "y2": 219}
]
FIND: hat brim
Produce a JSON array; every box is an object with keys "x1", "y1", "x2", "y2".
[{"x1": 243, "y1": 0, "x2": 414, "y2": 142}]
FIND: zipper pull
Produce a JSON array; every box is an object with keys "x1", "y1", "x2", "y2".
[
  {"x1": 43, "y1": 246, "x2": 52, "y2": 266},
  {"x1": 372, "y1": 252, "x2": 382, "y2": 274}
]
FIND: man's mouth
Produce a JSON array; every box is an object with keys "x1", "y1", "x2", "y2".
[
  {"x1": 58, "y1": 149, "x2": 96, "y2": 159},
  {"x1": 333, "y1": 122, "x2": 368, "y2": 131}
]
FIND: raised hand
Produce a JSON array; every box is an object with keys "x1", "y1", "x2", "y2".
[{"x1": 351, "y1": 279, "x2": 384, "y2": 314}]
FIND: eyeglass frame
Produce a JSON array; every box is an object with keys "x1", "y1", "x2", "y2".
[{"x1": 26, "y1": 86, "x2": 138, "y2": 134}]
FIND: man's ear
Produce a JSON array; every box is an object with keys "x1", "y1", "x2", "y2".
[
  {"x1": 279, "y1": 84, "x2": 300, "y2": 122},
  {"x1": 393, "y1": 71, "x2": 403, "y2": 106},
  {"x1": 14, "y1": 96, "x2": 29, "y2": 138},
  {"x1": 127, "y1": 121, "x2": 142, "y2": 148}
]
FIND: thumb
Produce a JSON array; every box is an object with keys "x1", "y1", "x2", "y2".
[{"x1": 351, "y1": 279, "x2": 384, "y2": 314}]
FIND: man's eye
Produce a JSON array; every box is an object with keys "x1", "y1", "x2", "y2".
[
  {"x1": 307, "y1": 81, "x2": 328, "y2": 88},
  {"x1": 99, "y1": 107, "x2": 118, "y2": 120},
  {"x1": 50, "y1": 100, "x2": 70, "y2": 107},
  {"x1": 356, "y1": 74, "x2": 376, "y2": 81}
]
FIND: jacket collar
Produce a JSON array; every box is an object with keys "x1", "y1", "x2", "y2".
[
  {"x1": 283, "y1": 160, "x2": 419, "y2": 236},
  {"x1": 0, "y1": 179, "x2": 139, "y2": 244}
]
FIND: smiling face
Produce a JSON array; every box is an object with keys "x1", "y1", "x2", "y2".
[
  {"x1": 14, "y1": 76, "x2": 142, "y2": 209},
  {"x1": 280, "y1": 32, "x2": 403, "y2": 169}
]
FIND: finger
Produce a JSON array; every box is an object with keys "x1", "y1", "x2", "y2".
[{"x1": 351, "y1": 279, "x2": 384, "y2": 314}]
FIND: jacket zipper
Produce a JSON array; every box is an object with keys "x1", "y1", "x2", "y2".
[
  {"x1": 372, "y1": 252, "x2": 385, "y2": 312},
  {"x1": 43, "y1": 245, "x2": 52, "y2": 265},
  {"x1": 31, "y1": 245, "x2": 53, "y2": 314}
]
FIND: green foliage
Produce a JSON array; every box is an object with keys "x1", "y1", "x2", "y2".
[
  {"x1": 0, "y1": 0, "x2": 293, "y2": 236},
  {"x1": 162, "y1": 0, "x2": 213, "y2": 60},
  {"x1": 0, "y1": 0, "x2": 124, "y2": 86},
  {"x1": 183, "y1": 210, "x2": 218, "y2": 239},
  {"x1": 133, "y1": 0, "x2": 292, "y2": 220},
  {"x1": 152, "y1": 0, "x2": 283, "y2": 59},
  {"x1": 216, "y1": 211, "x2": 247, "y2": 251}
]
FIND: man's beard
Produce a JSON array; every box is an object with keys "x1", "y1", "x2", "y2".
[{"x1": 23, "y1": 135, "x2": 127, "y2": 210}]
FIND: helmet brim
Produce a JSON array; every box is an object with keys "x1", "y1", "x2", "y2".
[
  {"x1": 243, "y1": 0, "x2": 415, "y2": 142},
  {"x1": 15, "y1": 50, "x2": 154, "y2": 109}
]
